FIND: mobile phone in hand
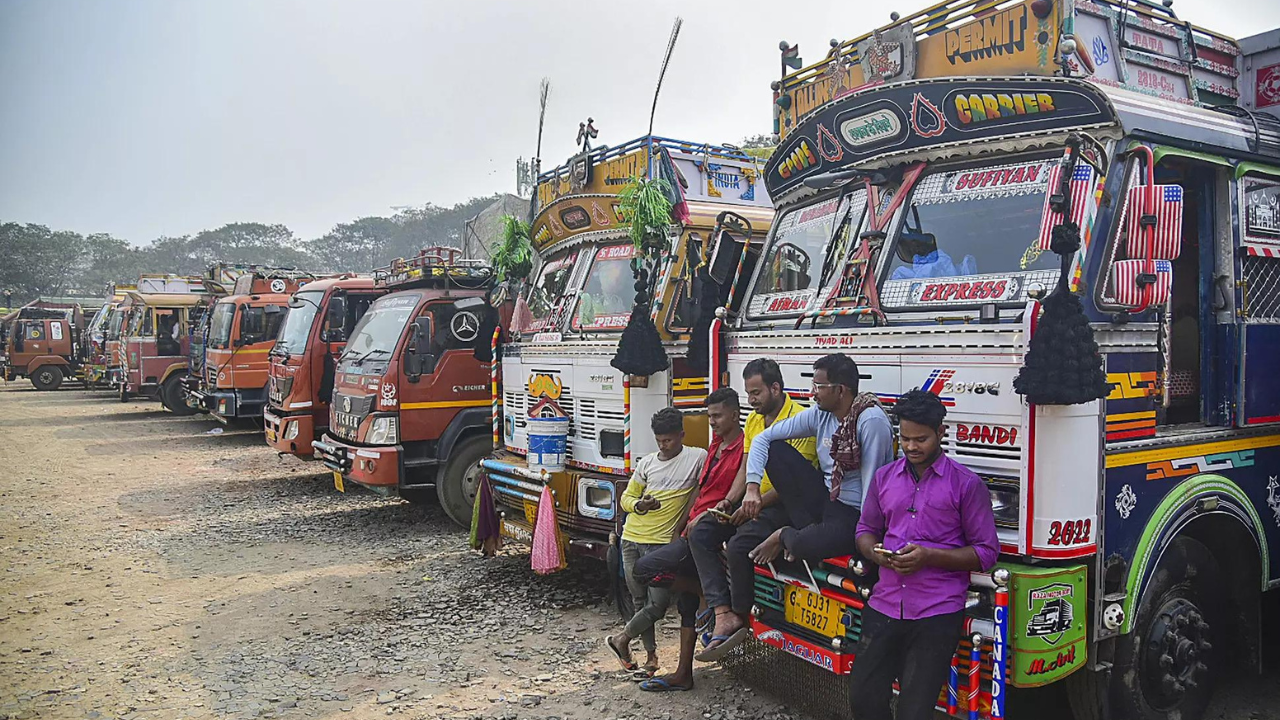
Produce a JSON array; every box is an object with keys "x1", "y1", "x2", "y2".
[{"x1": 707, "y1": 508, "x2": 734, "y2": 523}]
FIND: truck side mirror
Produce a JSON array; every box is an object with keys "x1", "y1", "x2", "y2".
[
  {"x1": 404, "y1": 317, "x2": 435, "y2": 380},
  {"x1": 322, "y1": 295, "x2": 347, "y2": 343}
]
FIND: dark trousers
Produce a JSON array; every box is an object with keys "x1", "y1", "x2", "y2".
[
  {"x1": 847, "y1": 606, "x2": 964, "y2": 720},
  {"x1": 689, "y1": 505, "x2": 787, "y2": 614},
  {"x1": 766, "y1": 441, "x2": 861, "y2": 561},
  {"x1": 631, "y1": 536, "x2": 700, "y2": 628}
]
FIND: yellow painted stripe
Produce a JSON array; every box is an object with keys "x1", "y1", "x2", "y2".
[
  {"x1": 1106, "y1": 434, "x2": 1280, "y2": 468},
  {"x1": 672, "y1": 378, "x2": 709, "y2": 391},
  {"x1": 1107, "y1": 411, "x2": 1157, "y2": 422},
  {"x1": 401, "y1": 399, "x2": 491, "y2": 410}
]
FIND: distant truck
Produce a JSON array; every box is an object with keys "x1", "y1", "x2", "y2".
[
  {"x1": 312, "y1": 248, "x2": 502, "y2": 525},
  {"x1": 184, "y1": 269, "x2": 315, "y2": 423},
  {"x1": 0, "y1": 301, "x2": 85, "y2": 390},
  {"x1": 263, "y1": 275, "x2": 386, "y2": 457},
  {"x1": 117, "y1": 291, "x2": 214, "y2": 412}
]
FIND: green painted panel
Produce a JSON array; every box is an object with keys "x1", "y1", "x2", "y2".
[{"x1": 1003, "y1": 562, "x2": 1089, "y2": 687}]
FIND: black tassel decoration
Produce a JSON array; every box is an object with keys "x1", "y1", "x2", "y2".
[{"x1": 611, "y1": 265, "x2": 671, "y2": 377}]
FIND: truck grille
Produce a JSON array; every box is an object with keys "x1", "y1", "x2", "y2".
[
  {"x1": 330, "y1": 392, "x2": 373, "y2": 440},
  {"x1": 268, "y1": 376, "x2": 293, "y2": 405}
]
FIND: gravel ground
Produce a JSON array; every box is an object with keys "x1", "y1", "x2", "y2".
[{"x1": 1, "y1": 385, "x2": 1277, "y2": 720}]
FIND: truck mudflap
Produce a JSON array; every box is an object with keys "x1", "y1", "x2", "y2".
[{"x1": 312, "y1": 435, "x2": 402, "y2": 488}]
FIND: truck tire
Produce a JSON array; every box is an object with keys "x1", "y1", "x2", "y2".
[
  {"x1": 161, "y1": 374, "x2": 198, "y2": 416},
  {"x1": 1111, "y1": 536, "x2": 1219, "y2": 720},
  {"x1": 437, "y1": 435, "x2": 492, "y2": 528},
  {"x1": 31, "y1": 365, "x2": 64, "y2": 391}
]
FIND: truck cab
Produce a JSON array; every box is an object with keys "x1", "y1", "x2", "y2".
[
  {"x1": 119, "y1": 292, "x2": 210, "y2": 412},
  {"x1": 312, "y1": 248, "x2": 500, "y2": 525},
  {"x1": 185, "y1": 271, "x2": 314, "y2": 423},
  {"x1": 263, "y1": 276, "x2": 385, "y2": 456},
  {"x1": 0, "y1": 303, "x2": 83, "y2": 390}
]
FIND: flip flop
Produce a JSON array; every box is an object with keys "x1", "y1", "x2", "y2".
[
  {"x1": 631, "y1": 666, "x2": 657, "y2": 680},
  {"x1": 604, "y1": 635, "x2": 637, "y2": 672},
  {"x1": 695, "y1": 609, "x2": 715, "y2": 635},
  {"x1": 693, "y1": 626, "x2": 751, "y2": 663},
  {"x1": 640, "y1": 677, "x2": 693, "y2": 692}
]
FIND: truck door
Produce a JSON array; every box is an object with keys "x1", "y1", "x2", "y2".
[
  {"x1": 1236, "y1": 169, "x2": 1280, "y2": 426},
  {"x1": 397, "y1": 299, "x2": 489, "y2": 437}
]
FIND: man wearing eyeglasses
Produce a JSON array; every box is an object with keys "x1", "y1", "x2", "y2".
[{"x1": 694, "y1": 353, "x2": 892, "y2": 661}]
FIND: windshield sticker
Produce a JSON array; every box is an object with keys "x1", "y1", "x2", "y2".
[
  {"x1": 574, "y1": 312, "x2": 630, "y2": 331},
  {"x1": 541, "y1": 255, "x2": 576, "y2": 275},
  {"x1": 916, "y1": 161, "x2": 1050, "y2": 204},
  {"x1": 376, "y1": 296, "x2": 420, "y2": 309},
  {"x1": 749, "y1": 288, "x2": 817, "y2": 316},
  {"x1": 910, "y1": 278, "x2": 1019, "y2": 303},
  {"x1": 596, "y1": 244, "x2": 635, "y2": 260}
]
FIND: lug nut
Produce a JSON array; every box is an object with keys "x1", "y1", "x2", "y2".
[{"x1": 1159, "y1": 653, "x2": 1174, "y2": 668}]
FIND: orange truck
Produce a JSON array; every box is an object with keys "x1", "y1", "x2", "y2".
[
  {"x1": 312, "y1": 248, "x2": 503, "y2": 525},
  {"x1": 185, "y1": 270, "x2": 316, "y2": 423},
  {"x1": 0, "y1": 301, "x2": 85, "y2": 390},
  {"x1": 263, "y1": 275, "x2": 387, "y2": 456}
]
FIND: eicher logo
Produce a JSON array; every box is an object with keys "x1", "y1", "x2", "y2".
[{"x1": 945, "y1": 4, "x2": 1028, "y2": 65}]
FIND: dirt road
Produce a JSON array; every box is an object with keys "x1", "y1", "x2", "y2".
[{"x1": 1, "y1": 386, "x2": 1276, "y2": 720}]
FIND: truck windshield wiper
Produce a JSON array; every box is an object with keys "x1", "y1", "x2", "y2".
[{"x1": 345, "y1": 347, "x2": 390, "y2": 365}]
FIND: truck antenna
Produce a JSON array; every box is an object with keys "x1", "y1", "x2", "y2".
[{"x1": 647, "y1": 16, "x2": 683, "y2": 138}]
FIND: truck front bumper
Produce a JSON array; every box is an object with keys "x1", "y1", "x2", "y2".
[
  {"x1": 312, "y1": 434, "x2": 403, "y2": 490},
  {"x1": 263, "y1": 409, "x2": 317, "y2": 457},
  {"x1": 480, "y1": 453, "x2": 618, "y2": 561},
  {"x1": 204, "y1": 388, "x2": 267, "y2": 422}
]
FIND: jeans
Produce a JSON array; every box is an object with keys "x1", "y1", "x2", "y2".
[
  {"x1": 689, "y1": 505, "x2": 787, "y2": 614},
  {"x1": 621, "y1": 539, "x2": 672, "y2": 651},
  {"x1": 847, "y1": 606, "x2": 965, "y2": 720},
  {"x1": 632, "y1": 536, "x2": 701, "y2": 628},
  {"x1": 765, "y1": 441, "x2": 861, "y2": 561}
]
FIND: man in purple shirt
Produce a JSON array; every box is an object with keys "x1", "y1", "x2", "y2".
[{"x1": 850, "y1": 390, "x2": 999, "y2": 720}]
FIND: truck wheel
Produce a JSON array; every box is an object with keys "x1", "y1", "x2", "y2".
[
  {"x1": 1111, "y1": 536, "x2": 1219, "y2": 720},
  {"x1": 161, "y1": 375, "x2": 198, "y2": 416},
  {"x1": 31, "y1": 365, "x2": 64, "y2": 391},
  {"x1": 437, "y1": 435, "x2": 492, "y2": 528}
]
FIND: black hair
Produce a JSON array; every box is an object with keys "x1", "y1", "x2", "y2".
[
  {"x1": 892, "y1": 389, "x2": 947, "y2": 430},
  {"x1": 812, "y1": 353, "x2": 860, "y2": 392},
  {"x1": 743, "y1": 357, "x2": 784, "y2": 392},
  {"x1": 651, "y1": 407, "x2": 685, "y2": 435},
  {"x1": 705, "y1": 387, "x2": 740, "y2": 411}
]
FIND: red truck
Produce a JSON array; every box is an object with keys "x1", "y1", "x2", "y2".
[
  {"x1": 263, "y1": 275, "x2": 386, "y2": 457},
  {"x1": 312, "y1": 248, "x2": 503, "y2": 525},
  {"x1": 0, "y1": 301, "x2": 85, "y2": 390}
]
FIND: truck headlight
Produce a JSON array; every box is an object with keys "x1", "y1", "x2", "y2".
[
  {"x1": 367, "y1": 415, "x2": 399, "y2": 445},
  {"x1": 988, "y1": 484, "x2": 1019, "y2": 527},
  {"x1": 284, "y1": 421, "x2": 300, "y2": 440}
]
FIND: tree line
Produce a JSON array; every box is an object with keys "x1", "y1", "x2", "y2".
[{"x1": 0, "y1": 195, "x2": 505, "y2": 305}]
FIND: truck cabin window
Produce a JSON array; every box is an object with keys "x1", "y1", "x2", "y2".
[
  {"x1": 239, "y1": 305, "x2": 287, "y2": 345},
  {"x1": 341, "y1": 293, "x2": 421, "y2": 366},
  {"x1": 208, "y1": 303, "x2": 236, "y2": 349},
  {"x1": 882, "y1": 160, "x2": 1062, "y2": 308},
  {"x1": 275, "y1": 290, "x2": 324, "y2": 355},
  {"x1": 574, "y1": 245, "x2": 635, "y2": 331},
  {"x1": 526, "y1": 252, "x2": 578, "y2": 331},
  {"x1": 748, "y1": 194, "x2": 858, "y2": 318},
  {"x1": 107, "y1": 310, "x2": 125, "y2": 340}
]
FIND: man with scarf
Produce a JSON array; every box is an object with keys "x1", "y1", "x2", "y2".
[{"x1": 695, "y1": 353, "x2": 893, "y2": 660}]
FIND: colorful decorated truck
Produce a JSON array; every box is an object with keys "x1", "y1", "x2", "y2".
[
  {"x1": 108, "y1": 275, "x2": 210, "y2": 393},
  {"x1": 717, "y1": 2, "x2": 1279, "y2": 719},
  {"x1": 477, "y1": 135, "x2": 774, "y2": 575},
  {"x1": 117, "y1": 290, "x2": 214, "y2": 412},
  {"x1": 82, "y1": 284, "x2": 136, "y2": 387},
  {"x1": 184, "y1": 269, "x2": 315, "y2": 423},
  {"x1": 0, "y1": 301, "x2": 85, "y2": 390},
  {"x1": 263, "y1": 275, "x2": 387, "y2": 457},
  {"x1": 312, "y1": 248, "x2": 502, "y2": 525}
]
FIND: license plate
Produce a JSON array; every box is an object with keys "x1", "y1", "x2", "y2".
[
  {"x1": 784, "y1": 586, "x2": 845, "y2": 638},
  {"x1": 333, "y1": 471, "x2": 345, "y2": 493},
  {"x1": 523, "y1": 499, "x2": 539, "y2": 526}
]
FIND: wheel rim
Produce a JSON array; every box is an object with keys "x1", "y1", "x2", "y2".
[
  {"x1": 1141, "y1": 596, "x2": 1211, "y2": 710},
  {"x1": 462, "y1": 462, "x2": 483, "y2": 506},
  {"x1": 38, "y1": 370, "x2": 54, "y2": 385}
]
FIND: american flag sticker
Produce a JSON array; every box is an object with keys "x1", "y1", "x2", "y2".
[
  {"x1": 1037, "y1": 163, "x2": 1097, "y2": 251},
  {"x1": 1111, "y1": 259, "x2": 1173, "y2": 307},
  {"x1": 1125, "y1": 184, "x2": 1183, "y2": 261}
]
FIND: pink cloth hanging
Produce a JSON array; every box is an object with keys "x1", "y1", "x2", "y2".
[
  {"x1": 511, "y1": 294, "x2": 533, "y2": 335},
  {"x1": 530, "y1": 484, "x2": 565, "y2": 575}
]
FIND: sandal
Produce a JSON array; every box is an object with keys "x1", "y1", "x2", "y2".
[
  {"x1": 640, "y1": 677, "x2": 693, "y2": 692},
  {"x1": 693, "y1": 626, "x2": 751, "y2": 663},
  {"x1": 604, "y1": 635, "x2": 637, "y2": 671}
]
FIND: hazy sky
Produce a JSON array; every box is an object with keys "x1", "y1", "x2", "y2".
[{"x1": 2, "y1": 0, "x2": 1277, "y2": 245}]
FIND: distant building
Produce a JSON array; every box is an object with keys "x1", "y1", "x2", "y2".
[{"x1": 462, "y1": 194, "x2": 530, "y2": 261}]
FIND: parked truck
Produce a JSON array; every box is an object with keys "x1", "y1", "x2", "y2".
[
  {"x1": 0, "y1": 301, "x2": 85, "y2": 390},
  {"x1": 710, "y1": 3, "x2": 1280, "y2": 720},
  {"x1": 117, "y1": 291, "x2": 214, "y2": 412},
  {"x1": 312, "y1": 248, "x2": 502, "y2": 525},
  {"x1": 184, "y1": 269, "x2": 315, "y2": 423},
  {"x1": 263, "y1": 275, "x2": 386, "y2": 457}
]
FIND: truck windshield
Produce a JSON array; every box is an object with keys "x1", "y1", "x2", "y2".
[
  {"x1": 208, "y1": 303, "x2": 236, "y2": 349},
  {"x1": 749, "y1": 197, "x2": 841, "y2": 318},
  {"x1": 341, "y1": 293, "x2": 421, "y2": 362},
  {"x1": 573, "y1": 244, "x2": 635, "y2": 331},
  {"x1": 106, "y1": 309, "x2": 125, "y2": 340},
  {"x1": 881, "y1": 159, "x2": 1061, "y2": 308},
  {"x1": 527, "y1": 251, "x2": 578, "y2": 331},
  {"x1": 274, "y1": 290, "x2": 324, "y2": 356}
]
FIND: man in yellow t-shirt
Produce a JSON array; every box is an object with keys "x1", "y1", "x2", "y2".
[
  {"x1": 688, "y1": 358, "x2": 819, "y2": 659},
  {"x1": 606, "y1": 408, "x2": 707, "y2": 674}
]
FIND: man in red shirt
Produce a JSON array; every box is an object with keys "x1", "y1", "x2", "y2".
[{"x1": 629, "y1": 387, "x2": 744, "y2": 692}]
